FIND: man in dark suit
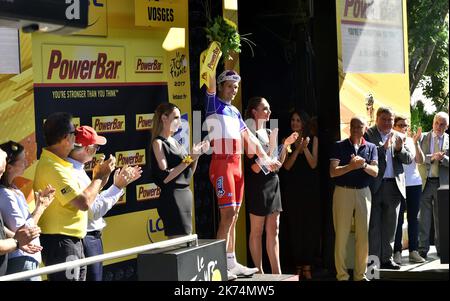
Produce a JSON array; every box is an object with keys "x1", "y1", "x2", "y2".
[
  {"x1": 418, "y1": 112, "x2": 449, "y2": 258},
  {"x1": 364, "y1": 107, "x2": 413, "y2": 269}
]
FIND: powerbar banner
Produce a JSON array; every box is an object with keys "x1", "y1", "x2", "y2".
[
  {"x1": 30, "y1": 0, "x2": 192, "y2": 260},
  {"x1": 339, "y1": 0, "x2": 404, "y2": 73},
  {"x1": 336, "y1": 0, "x2": 410, "y2": 138}
]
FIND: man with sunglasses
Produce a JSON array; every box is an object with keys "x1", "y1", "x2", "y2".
[
  {"x1": 34, "y1": 113, "x2": 116, "y2": 280},
  {"x1": 68, "y1": 126, "x2": 142, "y2": 281}
]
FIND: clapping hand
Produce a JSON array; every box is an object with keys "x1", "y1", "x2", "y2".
[
  {"x1": 93, "y1": 154, "x2": 116, "y2": 185},
  {"x1": 14, "y1": 224, "x2": 41, "y2": 252},
  {"x1": 301, "y1": 137, "x2": 310, "y2": 150},
  {"x1": 35, "y1": 184, "x2": 55, "y2": 209},
  {"x1": 349, "y1": 154, "x2": 365, "y2": 170},
  {"x1": 114, "y1": 165, "x2": 143, "y2": 189},
  {"x1": 383, "y1": 132, "x2": 393, "y2": 150},
  {"x1": 20, "y1": 243, "x2": 43, "y2": 254},
  {"x1": 284, "y1": 132, "x2": 299, "y2": 146},
  {"x1": 393, "y1": 133, "x2": 404, "y2": 151},
  {"x1": 432, "y1": 151, "x2": 446, "y2": 162},
  {"x1": 412, "y1": 127, "x2": 422, "y2": 144}
]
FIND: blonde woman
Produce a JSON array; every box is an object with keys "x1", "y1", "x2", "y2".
[{"x1": 150, "y1": 103, "x2": 209, "y2": 238}]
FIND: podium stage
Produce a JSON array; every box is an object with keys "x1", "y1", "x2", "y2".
[
  {"x1": 138, "y1": 239, "x2": 227, "y2": 281},
  {"x1": 379, "y1": 247, "x2": 449, "y2": 281}
]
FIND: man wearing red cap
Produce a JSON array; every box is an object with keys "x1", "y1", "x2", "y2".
[{"x1": 68, "y1": 125, "x2": 142, "y2": 281}]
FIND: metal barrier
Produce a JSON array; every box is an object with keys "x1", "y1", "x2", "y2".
[{"x1": 0, "y1": 234, "x2": 198, "y2": 281}]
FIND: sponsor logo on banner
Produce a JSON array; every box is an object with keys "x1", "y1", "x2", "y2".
[
  {"x1": 136, "y1": 113, "x2": 153, "y2": 130},
  {"x1": 135, "y1": 57, "x2": 163, "y2": 73},
  {"x1": 43, "y1": 44, "x2": 125, "y2": 83},
  {"x1": 136, "y1": 183, "x2": 161, "y2": 201},
  {"x1": 116, "y1": 149, "x2": 146, "y2": 167},
  {"x1": 92, "y1": 115, "x2": 125, "y2": 133},
  {"x1": 75, "y1": 0, "x2": 108, "y2": 36},
  {"x1": 84, "y1": 153, "x2": 105, "y2": 171},
  {"x1": 135, "y1": 0, "x2": 184, "y2": 28},
  {"x1": 146, "y1": 208, "x2": 166, "y2": 243}
]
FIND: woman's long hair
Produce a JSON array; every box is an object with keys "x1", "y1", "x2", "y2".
[
  {"x1": 0, "y1": 141, "x2": 24, "y2": 188},
  {"x1": 150, "y1": 102, "x2": 179, "y2": 149},
  {"x1": 244, "y1": 96, "x2": 265, "y2": 120},
  {"x1": 289, "y1": 109, "x2": 310, "y2": 138},
  {"x1": 244, "y1": 96, "x2": 266, "y2": 134}
]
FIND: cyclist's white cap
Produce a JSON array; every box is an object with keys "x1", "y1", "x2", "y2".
[{"x1": 217, "y1": 70, "x2": 241, "y2": 84}]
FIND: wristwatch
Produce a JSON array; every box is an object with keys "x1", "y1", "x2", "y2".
[
  {"x1": 14, "y1": 238, "x2": 19, "y2": 250},
  {"x1": 363, "y1": 162, "x2": 368, "y2": 169}
]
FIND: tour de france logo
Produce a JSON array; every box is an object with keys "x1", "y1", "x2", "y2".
[{"x1": 169, "y1": 51, "x2": 187, "y2": 79}]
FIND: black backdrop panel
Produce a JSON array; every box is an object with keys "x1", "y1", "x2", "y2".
[{"x1": 34, "y1": 83, "x2": 168, "y2": 216}]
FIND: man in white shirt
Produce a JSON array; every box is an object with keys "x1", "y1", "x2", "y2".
[
  {"x1": 418, "y1": 112, "x2": 449, "y2": 259},
  {"x1": 68, "y1": 126, "x2": 142, "y2": 281},
  {"x1": 364, "y1": 107, "x2": 413, "y2": 269}
]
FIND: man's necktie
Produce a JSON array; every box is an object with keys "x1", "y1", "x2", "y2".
[{"x1": 431, "y1": 137, "x2": 440, "y2": 177}]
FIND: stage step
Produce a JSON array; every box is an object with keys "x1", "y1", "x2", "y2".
[{"x1": 379, "y1": 247, "x2": 449, "y2": 281}]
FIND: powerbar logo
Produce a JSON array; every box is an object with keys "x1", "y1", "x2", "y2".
[
  {"x1": 47, "y1": 50, "x2": 122, "y2": 80},
  {"x1": 207, "y1": 46, "x2": 221, "y2": 70},
  {"x1": 136, "y1": 114, "x2": 154, "y2": 130},
  {"x1": 115, "y1": 149, "x2": 146, "y2": 167},
  {"x1": 84, "y1": 153, "x2": 105, "y2": 171},
  {"x1": 135, "y1": 57, "x2": 163, "y2": 73},
  {"x1": 42, "y1": 45, "x2": 125, "y2": 83},
  {"x1": 92, "y1": 115, "x2": 125, "y2": 133},
  {"x1": 136, "y1": 183, "x2": 161, "y2": 201}
]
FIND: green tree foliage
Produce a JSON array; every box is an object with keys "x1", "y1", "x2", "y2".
[
  {"x1": 410, "y1": 101, "x2": 434, "y2": 132},
  {"x1": 408, "y1": 0, "x2": 449, "y2": 112}
]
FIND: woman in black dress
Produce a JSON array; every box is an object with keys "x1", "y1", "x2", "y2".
[
  {"x1": 244, "y1": 97, "x2": 297, "y2": 274},
  {"x1": 150, "y1": 103, "x2": 209, "y2": 238},
  {"x1": 282, "y1": 110, "x2": 319, "y2": 280}
]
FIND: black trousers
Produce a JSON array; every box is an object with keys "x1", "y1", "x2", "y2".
[{"x1": 40, "y1": 234, "x2": 87, "y2": 281}]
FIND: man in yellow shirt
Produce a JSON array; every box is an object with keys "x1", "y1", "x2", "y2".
[{"x1": 34, "y1": 112, "x2": 115, "y2": 281}]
